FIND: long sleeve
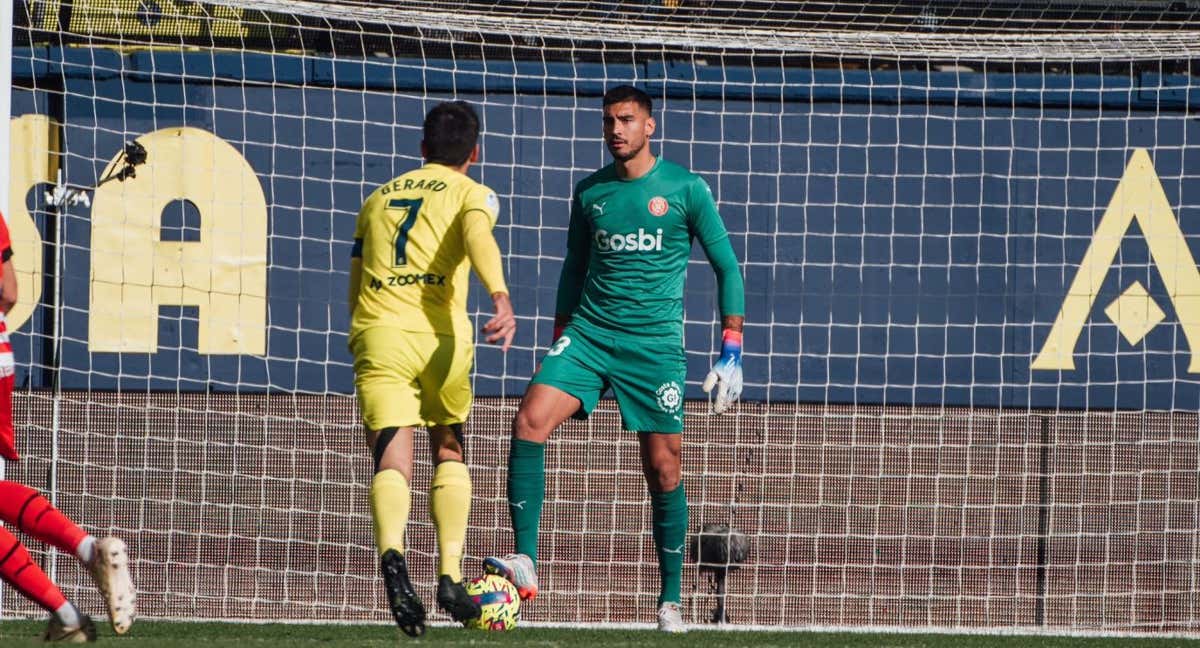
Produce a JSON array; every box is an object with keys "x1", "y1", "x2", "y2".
[
  {"x1": 462, "y1": 209, "x2": 509, "y2": 295},
  {"x1": 689, "y1": 179, "x2": 745, "y2": 318},
  {"x1": 348, "y1": 197, "x2": 368, "y2": 318},
  {"x1": 554, "y1": 192, "x2": 590, "y2": 317}
]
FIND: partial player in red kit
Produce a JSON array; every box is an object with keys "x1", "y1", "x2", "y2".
[{"x1": 0, "y1": 212, "x2": 136, "y2": 642}]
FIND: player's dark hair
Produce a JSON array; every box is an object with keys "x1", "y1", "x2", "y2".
[
  {"x1": 602, "y1": 85, "x2": 653, "y2": 115},
  {"x1": 423, "y1": 100, "x2": 480, "y2": 166}
]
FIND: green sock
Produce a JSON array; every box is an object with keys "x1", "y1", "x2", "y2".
[
  {"x1": 651, "y1": 484, "x2": 687, "y2": 606},
  {"x1": 508, "y1": 438, "x2": 545, "y2": 564}
]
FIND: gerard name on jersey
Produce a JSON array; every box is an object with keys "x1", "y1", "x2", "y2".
[{"x1": 380, "y1": 177, "x2": 449, "y2": 195}]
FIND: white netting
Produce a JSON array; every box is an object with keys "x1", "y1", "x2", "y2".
[{"x1": 212, "y1": 0, "x2": 1200, "y2": 60}]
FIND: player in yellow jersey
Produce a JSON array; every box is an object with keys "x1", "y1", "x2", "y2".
[{"x1": 348, "y1": 100, "x2": 515, "y2": 637}]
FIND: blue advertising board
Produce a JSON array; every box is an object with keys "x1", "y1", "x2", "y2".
[{"x1": 9, "y1": 47, "x2": 1200, "y2": 410}]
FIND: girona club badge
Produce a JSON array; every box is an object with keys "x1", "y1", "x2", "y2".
[{"x1": 648, "y1": 196, "x2": 669, "y2": 216}]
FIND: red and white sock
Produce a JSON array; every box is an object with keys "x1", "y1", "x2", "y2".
[{"x1": 54, "y1": 601, "x2": 82, "y2": 627}]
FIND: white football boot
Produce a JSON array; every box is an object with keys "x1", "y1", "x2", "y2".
[
  {"x1": 657, "y1": 601, "x2": 687, "y2": 633},
  {"x1": 87, "y1": 536, "x2": 136, "y2": 634},
  {"x1": 482, "y1": 553, "x2": 539, "y2": 600}
]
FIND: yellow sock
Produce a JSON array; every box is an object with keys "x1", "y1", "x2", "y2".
[
  {"x1": 429, "y1": 461, "x2": 471, "y2": 581},
  {"x1": 369, "y1": 469, "x2": 411, "y2": 555}
]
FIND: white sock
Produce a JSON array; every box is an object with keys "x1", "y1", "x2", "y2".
[
  {"x1": 75, "y1": 535, "x2": 96, "y2": 565},
  {"x1": 54, "y1": 601, "x2": 81, "y2": 628}
]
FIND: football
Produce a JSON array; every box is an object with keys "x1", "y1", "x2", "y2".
[{"x1": 462, "y1": 574, "x2": 520, "y2": 631}]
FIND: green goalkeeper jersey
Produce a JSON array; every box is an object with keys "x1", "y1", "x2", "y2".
[{"x1": 556, "y1": 158, "x2": 745, "y2": 339}]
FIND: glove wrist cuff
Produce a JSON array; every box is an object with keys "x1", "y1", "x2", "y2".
[{"x1": 721, "y1": 329, "x2": 743, "y2": 346}]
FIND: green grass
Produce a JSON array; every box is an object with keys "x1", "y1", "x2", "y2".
[{"x1": 1, "y1": 620, "x2": 1198, "y2": 647}]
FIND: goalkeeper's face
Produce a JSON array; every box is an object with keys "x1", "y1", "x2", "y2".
[{"x1": 603, "y1": 101, "x2": 655, "y2": 162}]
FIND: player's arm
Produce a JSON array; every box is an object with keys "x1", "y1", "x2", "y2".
[
  {"x1": 0, "y1": 231, "x2": 15, "y2": 314},
  {"x1": 690, "y1": 178, "x2": 746, "y2": 414},
  {"x1": 0, "y1": 213, "x2": 14, "y2": 315},
  {"x1": 348, "y1": 255, "x2": 362, "y2": 317},
  {"x1": 552, "y1": 192, "x2": 589, "y2": 341},
  {"x1": 0, "y1": 259, "x2": 16, "y2": 315},
  {"x1": 462, "y1": 207, "x2": 515, "y2": 351},
  {"x1": 348, "y1": 198, "x2": 368, "y2": 318}
]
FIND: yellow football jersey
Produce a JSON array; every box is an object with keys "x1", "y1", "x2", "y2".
[{"x1": 351, "y1": 163, "x2": 500, "y2": 339}]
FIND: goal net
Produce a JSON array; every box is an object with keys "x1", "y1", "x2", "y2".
[{"x1": 5, "y1": 0, "x2": 1200, "y2": 634}]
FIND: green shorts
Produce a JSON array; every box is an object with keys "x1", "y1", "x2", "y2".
[{"x1": 531, "y1": 321, "x2": 686, "y2": 433}]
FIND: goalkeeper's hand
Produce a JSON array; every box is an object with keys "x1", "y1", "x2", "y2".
[{"x1": 702, "y1": 329, "x2": 743, "y2": 414}]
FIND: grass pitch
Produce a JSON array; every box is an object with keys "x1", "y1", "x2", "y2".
[{"x1": 0, "y1": 620, "x2": 1197, "y2": 647}]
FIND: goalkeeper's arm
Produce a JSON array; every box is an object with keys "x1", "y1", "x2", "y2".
[
  {"x1": 699, "y1": 237, "x2": 746, "y2": 413},
  {"x1": 690, "y1": 178, "x2": 746, "y2": 414},
  {"x1": 552, "y1": 193, "x2": 590, "y2": 342}
]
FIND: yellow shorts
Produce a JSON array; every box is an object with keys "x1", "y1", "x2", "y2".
[{"x1": 350, "y1": 327, "x2": 474, "y2": 430}]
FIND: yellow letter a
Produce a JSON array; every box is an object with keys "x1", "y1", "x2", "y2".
[
  {"x1": 1032, "y1": 148, "x2": 1200, "y2": 372},
  {"x1": 89, "y1": 127, "x2": 267, "y2": 355}
]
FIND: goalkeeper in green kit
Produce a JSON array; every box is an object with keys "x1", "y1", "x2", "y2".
[{"x1": 485, "y1": 85, "x2": 745, "y2": 633}]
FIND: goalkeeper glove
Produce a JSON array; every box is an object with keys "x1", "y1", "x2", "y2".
[{"x1": 702, "y1": 329, "x2": 743, "y2": 414}]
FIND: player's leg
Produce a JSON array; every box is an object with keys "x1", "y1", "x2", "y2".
[
  {"x1": 0, "y1": 480, "x2": 90, "y2": 562},
  {"x1": 352, "y1": 327, "x2": 426, "y2": 637},
  {"x1": 609, "y1": 340, "x2": 688, "y2": 632},
  {"x1": 487, "y1": 326, "x2": 605, "y2": 600},
  {"x1": 0, "y1": 481, "x2": 136, "y2": 635},
  {"x1": 508, "y1": 383, "x2": 584, "y2": 553},
  {"x1": 366, "y1": 423, "x2": 416, "y2": 558},
  {"x1": 427, "y1": 424, "x2": 470, "y2": 581},
  {"x1": 0, "y1": 379, "x2": 94, "y2": 639},
  {"x1": 367, "y1": 427, "x2": 421, "y2": 639},
  {"x1": 0, "y1": 524, "x2": 95, "y2": 642},
  {"x1": 639, "y1": 433, "x2": 687, "y2": 632},
  {"x1": 422, "y1": 335, "x2": 481, "y2": 622},
  {"x1": 482, "y1": 384, "x2": 578, "y2": 601},
  {"x1": 426, "y1": 424, "x2": 480, "y2": 621},
  {"x1": 366, "y1": 423, "x2": 425, "y2": 637},
  {"x1": 0, "y1": 385, "x2": 91, "y2": 564}
]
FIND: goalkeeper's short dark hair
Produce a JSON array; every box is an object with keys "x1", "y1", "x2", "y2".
[
  {"x1": 603, "y1": 85, "x2": 652, "y2": 115},
  {"x1": 423, "y1": 100, "x2": 480, "y2": 166}
]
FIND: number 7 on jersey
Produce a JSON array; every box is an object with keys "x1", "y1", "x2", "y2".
[{"x1": 387, "y1": 198, "x2": 424, "y2": 266}]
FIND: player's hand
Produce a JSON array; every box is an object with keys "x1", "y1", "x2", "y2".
[
  {"x1": 702, "y1": 329, "x2": 743, "y2": 414},
  {"x1": 483, "y1": 292, "x2": 516, "y2": 351}
]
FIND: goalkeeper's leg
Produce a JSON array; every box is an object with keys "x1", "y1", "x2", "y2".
[
  {"x1": 485, "y1": 383, "x2": 581, "y2": 601},
  {"x1": 639, "y1": 433, "x2": 688, "y2": 633}
]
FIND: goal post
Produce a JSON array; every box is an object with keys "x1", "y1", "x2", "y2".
[
  {"x1": 0, "y1": 0, "x2": 10, "y2": 618},
  {"x1": 4, "y1": 0, "x2": 1200, "y2": 636}
]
